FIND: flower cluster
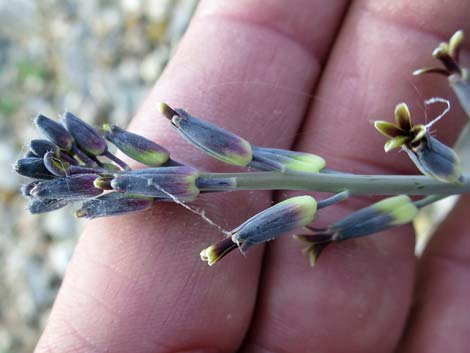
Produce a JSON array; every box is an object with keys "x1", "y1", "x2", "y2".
[{"x1": 14, "y1": 30, "x2": 470, "y2": 267}]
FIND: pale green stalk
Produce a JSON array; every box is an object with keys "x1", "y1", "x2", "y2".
[{"x1": 197, "y1": 171, "x2": 470, "y2": 196}]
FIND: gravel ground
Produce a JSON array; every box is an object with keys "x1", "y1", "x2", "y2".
[
  {"x1": 0, "y1": 2, "x2": 468, "y2": 352},
  {"x1": 0, "y1": 1, "x2": 197, "y2": 351}
]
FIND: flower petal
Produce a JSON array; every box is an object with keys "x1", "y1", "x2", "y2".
[
  {"x1": 394, "y1": 103, "x2": 412, "y2": 131},
  {"x1": 384, "y1": 135, "x2": 409, "y2": 152},
  {"x1": 374, "y1": 121, "x2": 405, "y2": 138}
]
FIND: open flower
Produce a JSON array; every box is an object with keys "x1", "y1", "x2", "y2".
[
  {"x1": 200, "y1": 195, "x2": 317, "y2": 266},
  {"x1": 374, "y1": 102, "x2": 462, "y2": 183},
  {"x1": 414, "y1": 30, "x2": 470, "y2": 116},
  {"x1": 413, "y1": 30, "x2": 464, "y2": 77}
]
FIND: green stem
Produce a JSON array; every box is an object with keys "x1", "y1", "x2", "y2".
[
  {"x1": 414, "y1": 195, "x2": 448, "y2": 208},
  {"x1": 197, "y1": 172, "x2": 470, "y2": 196}
]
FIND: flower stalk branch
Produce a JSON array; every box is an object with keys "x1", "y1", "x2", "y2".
[{"x1": 196, "y1": 171, "x2": 470, "y2": 196}]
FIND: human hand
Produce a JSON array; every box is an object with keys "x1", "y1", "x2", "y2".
[{"x1": 35, "y1": 1, "x2": 470, "y2": 352}]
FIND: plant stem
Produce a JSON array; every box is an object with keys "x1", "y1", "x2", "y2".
[
  {"x1": 414, "y1": 195, "x2": 447, "y2": 208},
  {"x1": 197, "y1": 171, "x2": 470, "y2": 196}
]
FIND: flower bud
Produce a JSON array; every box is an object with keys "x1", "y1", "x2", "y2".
[
  {"x1": 250, "y1": 146, "x2": 326, "y2": 173},
  {"x1": 30, "y1": 174, "x2": 103, "y2": 200},
  {"x1": 200, "y1": 237, "x2": 238, "y2": 266},
  {"x1": 200, "y1": 195, "x2": 317, "y2": 265},
  {"x1": 34, "y1": 114, "x2": 74, "y2": 151},
  {"x1": 404, "y1": 136, "x2": 463, "y2": 184},
  {"x1": 103, "y1": 124, "x2": 169, "y2": 166},
  {"x1": 21, "y1": 181, "x2": 41, "y2": 197},
  {"x1": 43, "y1": 151, "x2": 102, "y2": 176},
  {"x1": 109, "y1": 166, "x2": 200, "y2": 201},
  {"x1": 14, "y1": 157, "x2": 54, "y2": 179},
  {"x1": 25, "y1": 150, "x2": 39, "y2": 158},
  {"x1": 30, "y1": 139, "x2": 60, "y2": 157},
  {"x1": 297, "y1": 195, "x2": 418, "y2": 266},
  {"x1": 159, "y1": 102, "x2": 252, "y2": 166},
  {"x1": 233, "y1": 195, "x2": 317, "y2": 252},
  {"x1": 75, "y1": 192, "x2": 155, "y2": 219},
  {"x1": 449, "y1": 72, "x2": 470, "y2": 117},
  {"x1": 62, "y1": 112, "x2": 108, "y2": 156},
  {"x1": 28, "y1": 198, "x2": 69, "y2": 214},
  {"x1": 43, "y1": 151, "x2": 70, "y2": 176}
]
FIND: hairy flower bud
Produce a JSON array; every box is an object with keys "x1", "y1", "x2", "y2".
[
  {"x1": 201, "y1": 195, "x2": 317, "y2": 265},
  {"x1": 43, "y1": 151, "x2": 70, "y2": 176},
  {"x1": 103, "y1": 124, "x2": 170, "y2": 166},
  {"x1": 108, "y1": 166, "x2": 200, "y2": 201},
  {"x1": 30, "y1": 174, "x2": 103, "y2": 200},
  {"x1": 75, "y1": 192, "x2": 155, "y2": 219},
  {"x1": 34, "y1": 114, "x2": 74, "y2": 151},
  {"x1": 20, "y1": 181, "x2": 41, "y2": 197},
  {"x1": 14, "y1": 157, "x2": 54, "y2": 179},
  {"x1": 159, "y1": 102, "x2": 253, "y2": 166},
  {"x1": 62, "y1": 112, "x2": 108, "y2": 156},
  {"x1": 28, "y1": 198, "x2": 69, "y2": 214},
  {"x1": 30, "y1": 139, "x2": 60, "y2": 157}
]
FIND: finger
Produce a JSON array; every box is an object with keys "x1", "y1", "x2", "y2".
[
  {"x1": 35, "y1": 1, "x2": 349, "y2": 352},
  {"x1": 398, "y1": 196, "x2": 470, "y2": 353},
  {"x1": 244, "y1": 1, "x2": 469, "y2": 353}
]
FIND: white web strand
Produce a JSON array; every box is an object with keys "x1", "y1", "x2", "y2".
[
  {"x1": 147, "y1": 178, "x2": 231, "y2": 237},
  {"x1": 425, "y1": 97, "x2": 451, "y2": 129}
]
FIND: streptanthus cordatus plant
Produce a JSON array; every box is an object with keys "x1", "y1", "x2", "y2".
[{"x1": 15, "y1": 30, "x2": 470, "y2": 266}]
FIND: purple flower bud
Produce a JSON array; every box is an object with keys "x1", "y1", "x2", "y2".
[
  {"x1": 159, "y1": 102, "x2": 253, "y2": 166},
  {"x1": 75, "y1": 192, "x2": 155, "y2": 219},
  {"x1": 43, "y1": 151, "x2": 102, "y2": 176},
  {"x1": 43, "y1": 151, "x2": 70, "y2": 176},
  {"x1": 30, "y1": 174, "x2": 103, "y2": 200},
  {"x1": 34, "y1": 114, "x2": 74, "y2": 151},
  {"x1": 201, "y1": 195, "x2": 317, "y2": 265},
  {"x1": 24, "y1": 150, "x2": 39, "y2": 158},
  {"x1": 109, "y1": 166, "x2": 200, "y2": 201},
  {"x1": 14, "y1": 157, "x2": 54, "y2": 179},
  {"x1": 62, "y1": 112, "x2": 108, "y2": 156},
  {"x1": 20, "y1": 181, "x2": 41, "y2": 196},
  {"x1": 297, "y1": 195, "x2": 418, "y2": 266},
  {"x1": 103, "y1": 124, "x2": 170, "y2": 166},
  {"x1": 28, "y1": 198, "x2": 69, "y2": 214},
  {"x1": 232, "y1": 195, "x2": 317, "y2": 252},
  {"x1": 30, "y1": 139, "x2": 60, "y2": 157}
]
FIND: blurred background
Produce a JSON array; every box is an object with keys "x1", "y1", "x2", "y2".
[
  {"x1": 0, "y1": 1, "x2": 469, "y2": 352},
  {"x1": 0, "y1": 1, "x2": 197, "y2": 351}
]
